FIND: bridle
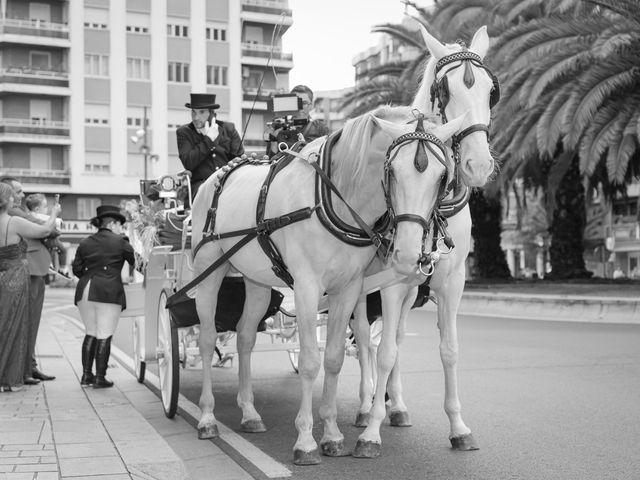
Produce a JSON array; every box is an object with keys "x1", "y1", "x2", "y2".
[
  {"x1": 430, "y1": 49, "x2": 501, "y2": 165},
  {"x1": 381, "y1": 116, "x2": 452, "y2": 267}
]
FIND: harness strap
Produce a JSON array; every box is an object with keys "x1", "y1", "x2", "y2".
[
  {"x1": 255, "y1": 152, "x2": 302, "y2": 288},
  {"x1": 171, "y1": 205, "x2": 316, "y2": 306},
  {"x1": 308, "y1": 159, "x2": 385, "y2": 252},
  {"x1": 168, "y1": 231, "x2": 258, "y2": 306}
]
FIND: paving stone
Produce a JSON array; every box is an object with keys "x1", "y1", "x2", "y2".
[
  {"x1": 14, "y1": 463, "x2": 58, "y2": 472},
  {"x1": 55, "y1": 442, "x2": 118, "y2": 460},
  {"x1": 59, "y1": 456, "x2": 127, "y2": 477}
]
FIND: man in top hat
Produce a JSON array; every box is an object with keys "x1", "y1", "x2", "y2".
[{"x1": 176, "y1": 93, "x2": 244, "y2": 198}]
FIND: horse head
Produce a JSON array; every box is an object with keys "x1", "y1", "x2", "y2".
[
  {"x1": 375, "y1": 111, "x2": 468, "y2": 276},
  {"x1": 413, "y1": 25, "x2": 498, "y2": 187}
]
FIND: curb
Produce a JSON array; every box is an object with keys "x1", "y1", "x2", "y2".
[{"x1": 454, "y1": 292, "x2": 640, "y2": 324}]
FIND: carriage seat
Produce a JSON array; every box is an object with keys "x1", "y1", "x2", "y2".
[{"x1": 158, "y1": 211, "x2": 191, "y2": 251}]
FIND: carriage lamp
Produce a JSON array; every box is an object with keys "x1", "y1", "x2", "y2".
[
  {"x1": 158, "y1": 175, "x2": 177, "y2": 198},
  {"x1": 160, "y1": 175, "x2": 176, "y2": 191}
]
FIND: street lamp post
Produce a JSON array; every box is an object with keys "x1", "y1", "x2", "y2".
[{"x1": 130, "y1": 106, "x2": 157, "y2": 180}]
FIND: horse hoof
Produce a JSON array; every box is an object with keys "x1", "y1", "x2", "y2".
[
  {"x1": 354, "y1": 412, "x2": 369, "y2": 428},
  {"x1": 241, "y1": 419, "x2": 267, "y2": 433},
  {"x1": 450, "y1": 433, "x2": 479, "y2": 451},
  {"x1": 197, "y1": 424, "x2": 219, "y2": 439},
  {"x1": 389, "y1": 411, "x2": 412, "y2": 427},
  {"x1": 293, "y1": 448, "x2": 321, "y2": 465},
  {"x1": 320, "y1": 440, "x2": 350, "y2": 457},
  {"x1": 352, "y1": 439, "x2": 381, "y2": 458}
]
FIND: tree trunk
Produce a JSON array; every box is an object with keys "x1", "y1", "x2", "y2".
[
  {"x1": 469, "y1": 189, "x2": 512, "y2": 279},
  {"x1": 548, "y1": 154, "x2": 592, "y2": 279}
]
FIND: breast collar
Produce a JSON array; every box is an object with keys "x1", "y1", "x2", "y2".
[{"x1": 313, "y1": 130, "x2": 392, "y2": 247}]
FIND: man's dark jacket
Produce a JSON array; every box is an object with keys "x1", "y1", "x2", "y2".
[
  {"x1": 72, "y1": 228, "x2": 135, "y2": 311},
  {"x1": 176, "y1": 120, "x2": 244, "y2": 194}
]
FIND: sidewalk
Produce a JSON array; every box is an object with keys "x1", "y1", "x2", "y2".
[{"x1": 0, "y1": 313, "x2": 257, "y2": 480}]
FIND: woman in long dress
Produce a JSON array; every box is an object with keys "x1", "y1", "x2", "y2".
[{"x1": 0, "y1": 183, "x2": 58, "y2": 392}]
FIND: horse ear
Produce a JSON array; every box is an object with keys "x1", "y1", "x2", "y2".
[
  {"x1": 418, "y1": 24, "x2": 448, "y2": 61},
  {"x1": 430, "y1": 112, "x2": 468, "y2": 143},
  {"x1": 469, "y1": 26, "x2": 490, "y2": 60}
]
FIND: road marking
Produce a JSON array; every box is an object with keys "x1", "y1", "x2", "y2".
[{"x1": 53, "y1": 310, "x2": 292, "y2": 479}]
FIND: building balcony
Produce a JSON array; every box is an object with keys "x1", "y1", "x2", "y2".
[
  {"x1": 242, "y1": 87, "x2": 279, "y2": 103},
  {"x1": 0, "y1": 118, "x2": 71, "y2": 145},
  {"x1": 0, "y1": 66, "x2": 69, "y2": 91},
  {"x1": 0, "y1": 18, "x2": 70, "y2": 47},
  {"x1": 241, "y1": 42, "x2": 293, "y2": 68},
  {"x1": 241, "y1": 0, "x2": 293, "y2": 29},
  {"x1": 0, "y1": 167, "x2": 70, "y2": 185}
]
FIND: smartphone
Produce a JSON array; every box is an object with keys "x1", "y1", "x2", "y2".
[
  {"x1": 54, "y1": 194, "x2": 60, "y2": 205},
  {"x1": 207, "y1": 111, "x2": 216, "y2": 125}
]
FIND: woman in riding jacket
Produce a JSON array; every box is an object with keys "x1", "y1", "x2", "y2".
[{"x1": 72, "y1": 205, "x2": 134, "y2": 388}]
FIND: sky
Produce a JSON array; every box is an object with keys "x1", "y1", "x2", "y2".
[{"x1": 281, "y1": 1, "x2": 410, "y2": 92}]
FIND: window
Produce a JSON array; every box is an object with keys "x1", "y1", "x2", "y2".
[
  {"x1": 168, "y1": 62, "x2": 189, "y2": 83},
  {"x1": 84, "y1": 22, "x2": 108, "y2": 29},
  {"x1": 85, "y1": 54, "x2": 109, "y2": 77},
  {"x1": 167, "y1": 23, "x2": 188, "y2": 37},
  {"x1": 85, "y1": 117, "x2": 108, "y2": 125},
  {"x1": 127, "y1": 117, "x2": 143, "y2": 127},
  {"x1": 77, "y1": 198, "x2": 102, "y2": 219},
  {"x1": 126, "y1": 25, "x2": 148, "y2": 33},
  {"x1": 206, "y1": 65, "x2": 228, "y2": 86},
  {"x1": 30, "y1": 147, "x2": 52, "y2": 171},
  {"x1": 127, "y1": 58, "x2": 150, "y2": 80},
  {"x1": 206, "y1": 27, "x2": 227, "y2": 41},
  {"x1": 30, "y1": 51, "x2": 51, "y2": 69},
  {"x1": 84, "y1": 152, "x2": 110, "y2": 174}
]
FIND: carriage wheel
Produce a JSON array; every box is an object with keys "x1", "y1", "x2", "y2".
[
  {"x1": 157, "y1": 289, "x2": 179, "y2": 418},
  {"x1": 132, "y1": 316, "x2": 146, "y2": 383}
]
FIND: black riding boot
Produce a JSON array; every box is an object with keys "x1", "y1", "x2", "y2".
[
  {"x1": 93, "y1": 336, "x2": 114, "y2": 389},
  {"x1": 80, "y1": 335, "x2": 97, "y2": 386}
]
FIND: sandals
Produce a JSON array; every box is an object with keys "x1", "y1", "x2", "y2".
[{"x1": 0, "y1": 384, "x2": 24, "y2": 393}]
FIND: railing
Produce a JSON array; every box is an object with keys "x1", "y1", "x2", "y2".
[
  {"x1": 0, "y1": 66, "x2": 68, "y2": 79},
  {"x1": 243, "y1": 87, "x2": 279, "y2": 102},
  {"x1": 0, "y1": 167, "x2": 70, "y2": 178},
  {"x1": 0, "y1": 118, "x2": 69, "y2": 129},
  {"x1": 0, "y1": 17, "x2": 69, "y2": 38},
  {"x1": 241, "y1": 42, "x2": 293, "y2": 61},
  {"x1": 241, "y1": 0, "x2": 292, "y2": 16}
]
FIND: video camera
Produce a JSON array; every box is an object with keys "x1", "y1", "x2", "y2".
[{"x1": 265, "y1": 94, "x2": 309, "y2": 157}]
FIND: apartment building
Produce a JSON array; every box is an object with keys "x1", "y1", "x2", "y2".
[{"x1": 0, "y1": 0, "x2": 293, "y2": 243}]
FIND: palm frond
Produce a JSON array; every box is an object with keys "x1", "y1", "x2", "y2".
[
  {"x1": 371, "y1": 24, "x2": 425, "y2": 50},
  {"x1": 565, "y1": 59, "x2": 640, "y2": 148}
]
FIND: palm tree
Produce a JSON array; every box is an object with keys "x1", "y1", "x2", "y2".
[{"x1": 489, "y1": 0, "x2": 640, "y2": 277}]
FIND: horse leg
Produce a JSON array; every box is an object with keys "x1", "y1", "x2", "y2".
[
  {"x1": 195, "y1": 260, "x2": 230, "y2": 439},
  {"x1": 292, "y1": 282, "x2": 323, "y2": 465},
  {"x1": 236, "y1": 278, "x2": 271, "y2": 433},
  {"x1": 319, "y1": 280, "x2": 362, "y2": 457},
  {"x1": 353, "y1": 283, "x2": 403, "y2": 458},
  {"x1": 386, "y1": 285, "x2": 417, "y2": 427},
  {"x1": 352, "y1": 296, "x2": 374, "y2": 427},
  {"x1": 436, "y1": 268, "x2": 478, "y2": 451}
]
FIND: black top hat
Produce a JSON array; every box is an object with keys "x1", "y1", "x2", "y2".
[
  {"x1": 91, "y1": 205, "x2": 126, "y2": 226},
  {"x1": 185, "y1": 93, "x2": 220, "y2": 110}
]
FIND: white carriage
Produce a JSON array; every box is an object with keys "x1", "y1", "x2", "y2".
[{"x1": 122, "y1": 172, "x2": 324, "y2": 419}]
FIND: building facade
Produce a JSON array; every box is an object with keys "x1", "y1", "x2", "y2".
[{"x1": 0, "y1": 0, "x2": 293, "y2": 245}]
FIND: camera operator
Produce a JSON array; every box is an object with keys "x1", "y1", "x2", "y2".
[
  {"x1": 290, "y1": 85, "x2": 330, "y2": 142},
  {"x1": 265, "y1": 85, "x2": 330, "y2": 158}
]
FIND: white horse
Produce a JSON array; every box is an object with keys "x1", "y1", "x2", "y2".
[
  {"x1": 189, "y1": 107, "x2": 467, "y2": 465},
  {"x1": 351, "y1": 25, "x2": 499, "y2": 458}
]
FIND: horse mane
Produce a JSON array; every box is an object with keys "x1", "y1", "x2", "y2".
[
  {"x1": 413, "y1": 42, "x2": 463, "y2": 110},
  {"x1": 331, "y1": 106, "x2": 439, "y2": 199}
]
